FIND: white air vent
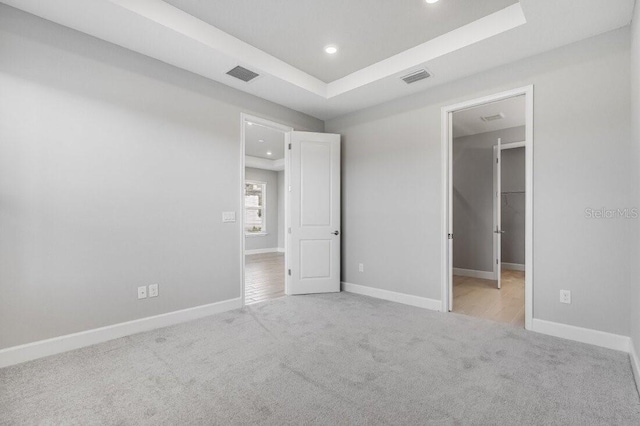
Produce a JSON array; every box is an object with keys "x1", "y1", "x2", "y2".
[
  {"x1": 226, "y1": 66, "x2": 260, "y2": 82},
  {"x1": 480, "y1": 113, "x2": 505, "y2": 122},
  {"x1": 401, "y1": 69, "x2": 431, "y2": 84}
]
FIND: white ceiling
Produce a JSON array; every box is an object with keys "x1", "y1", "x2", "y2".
[
  {"x1": 245, "y1": 122, "x2": 285, "y2": 160},
  {"x1": 162, "y1": 0, "x2": 518, "y2": 83},
  {"x1": 2, "y1": 0, "x2": 635, "y2": 120},
  {"x1": 453, "y1": 95, "x2": 525, "y2": 138}
]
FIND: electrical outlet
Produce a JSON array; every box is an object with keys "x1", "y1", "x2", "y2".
[
  {"x1": 560, "y1": 290, "x2": 571, "y2": 304},
  {"x1": 358, "y1": 263, "x2": 364, "y2": 273},
  {"x1": 137, "y1": 286, "x2": 147, "y2": 300},
  {"x1": 149, "y1": 283, "x2": 159, "y2": 298}
]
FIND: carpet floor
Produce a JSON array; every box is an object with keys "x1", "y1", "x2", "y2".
[{"x1": 1, "y1": 293, "x2": 639, "y2": 425}]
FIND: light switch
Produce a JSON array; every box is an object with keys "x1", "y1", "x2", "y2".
[{"x1": 222, "y1": 212, "x2": 236, "y2": 223}]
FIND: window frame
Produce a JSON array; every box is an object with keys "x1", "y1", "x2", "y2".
[{"x1": 244, "y1": 180, "x2": 267, "y2": 236}]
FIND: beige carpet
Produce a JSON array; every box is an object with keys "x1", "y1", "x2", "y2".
[{"x1": 2, "y1": 293, "x2": 639, "y2": 425}]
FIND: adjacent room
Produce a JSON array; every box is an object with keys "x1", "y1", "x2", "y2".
[
  {"x1": 451, "y1": 95, "x2": 527, "y2": 327},
  {"x1": 2, "y1": 0, "x2": 640, "y2": 424},
  {"x1": 243, "y1": 119, "x2": 287, "y2": 305}
]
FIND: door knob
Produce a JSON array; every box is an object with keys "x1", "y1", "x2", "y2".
[{"x1": 332, "y1": 230, "x2": 340, "y2": 236}]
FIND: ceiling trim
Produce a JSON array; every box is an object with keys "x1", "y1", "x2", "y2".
[
  {"x1": 112, "y1": 0, "x2": 526, "y2": 99},
  {"x1": 327, "y1": 4, "x2": 526, "y2": 97},
  {"x1": 2, "y1": 0, "x2": 634, "y2": 120},
  {"x1": 245, "y1": 156, "x2": 285, "y2": 172},
  {"x1": 110, "y1": 0, "x2": 328, "y2": 96},
  {"x1": 30, "y1": 0, "x2": 526, "y2": 100}
]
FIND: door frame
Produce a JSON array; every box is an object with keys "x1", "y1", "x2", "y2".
[
  {"x1": 240, "y1": 113, "x2": 293, "y2": 306},
  {"x1": 493, "y1": 141, "x2": 525, "y2": 281},
  {"x1": 440, "y1": 85, "x2": 534, "y2": 330}
]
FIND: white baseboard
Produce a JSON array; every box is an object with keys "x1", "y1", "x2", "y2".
[
  {"x1": 453, "y1": 268, "x2": 495, "y2": 280},
  {"x1": 0, "y1": 297, "x2": 242, "y2": 369},
  {"x1": 245, "y1": 248, "x2": 280, "y2": 255},
  {"x1": 342, "y1": 282, "x2": 441, "y2": 311},
  {"x1": 502, "y1": 263, "x2": 525, "y2": 271},
  {"x1": 531, "y1": 318, "x2": 630, "y2": 352},
  {"x1": 630, "y1": 340, "x2": 640, "y2": 394},
  {"x1": 277, "y1": 248, "x2": 285, "y2": 253}
]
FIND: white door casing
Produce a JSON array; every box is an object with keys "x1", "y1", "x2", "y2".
[
  {"x1": 494, "y1": 138, "x2": 502, "y2": 289},
  {"x1": 441, "y1": 85, "x2": 533, "y2": 329},
  {"x1": 288, "y1": 131, "x2": 341, "y2": 295},
  {"x1": 447, "y1": 112, "x2": 454, "y2": 312}
]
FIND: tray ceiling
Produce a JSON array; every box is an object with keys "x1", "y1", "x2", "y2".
[
  {"x1": 0, "y1": 0, "x2": 635, "y2": 120},
  {"x1": 163, "y1": 0, "x2": 518, "y2": 83}
]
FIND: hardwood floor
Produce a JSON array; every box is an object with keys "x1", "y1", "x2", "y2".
[
  {"x1": 244, "y1": 252, "x2": 285, "y2": 305},
  {"x1": 453, "y1": 269, "x2": 525, "y2": 328}
]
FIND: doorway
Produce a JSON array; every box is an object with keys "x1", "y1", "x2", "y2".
[
  {"x1": 240, "y1": 115, "x2": 342, "y2": 305},
  {"x1": 241, "y1": 114, "x2": 292, "y2": 305},
  {"x1": 441, "y1": 87, "x2": 533, "y2": 329}
]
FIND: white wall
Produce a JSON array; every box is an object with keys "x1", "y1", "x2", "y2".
[
  {"x1": 327, "y1": 28, "x2": 634, "y2": 336},
  {"x1": 245, "y1": 167, "x2": 279, "y2": 251},
  {"x1": 0, "y1": 5, "x2": 323, "y2": 350},
  {"x1": 630, "y1": 1, "x2": 640, "y2": 358}
]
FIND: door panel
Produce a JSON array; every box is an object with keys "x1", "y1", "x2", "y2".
[
  {"x1": 300, "y1": 240, "x2": 332, "y2": 278},
  {"x1": 301, "y1": 141, "x2": 332, "y2": 226},
  {"x1": 289, "y1": 131, "x2": 340, "y2": 295}
]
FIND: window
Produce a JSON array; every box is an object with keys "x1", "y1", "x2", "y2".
[{"x1": 245, "y1": 181, "x2": 266, "y2": 234}]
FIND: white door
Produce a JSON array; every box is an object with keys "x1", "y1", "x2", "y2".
[
  {"x1": 447, "y1": 112, "x2": 454, "y2": 312},
  {"x1": 494, "y1": 138, "x2": 503, "y2": 289},
  {"x1": 288, "y1": 131, "x2": 341, "y2": 295}
]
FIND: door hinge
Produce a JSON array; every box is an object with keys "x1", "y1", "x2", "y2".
[
  {"x1": 448, "y1": 233, "x2": 454, "y2": 240},
  {"x1": 496, "y1": 158, "x2": 499, "y2": 163},
  {"x1": 288, "y1": 227, "x2": 291, "y2": 234},
  {"x1": 288, "y1": 143, "x2": 291, "y2": 150},
  {"x1": 288, "y1": 269, "x2": 291, "y2": 276},
  {"x1": 496, "y1": 259, "x2": 499, "y2": 264}
]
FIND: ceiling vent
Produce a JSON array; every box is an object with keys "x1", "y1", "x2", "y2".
[
  {"x1": 226, "y1": 66, "x2": 260, "y2": 83},
  {"x1": 480, "y1": 113, "x2": 505, "y2": 122},
  {"x1": 401, "y1": 69, "x2": 431, "y2": 84}
]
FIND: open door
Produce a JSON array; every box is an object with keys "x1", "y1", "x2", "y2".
[
  {"x1": 288, "y1": 131, "x2": 341, "y2": 295},
  {"x1": 494, "y1": 137, "x2": 503, "y2": 289},
  {"x1": 447, "y1": 112, "x2": 454, "y2": 312}
]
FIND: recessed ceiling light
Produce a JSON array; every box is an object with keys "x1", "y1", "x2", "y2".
[
  {"x1": 425, "y1": 0, "x2": 439, "y2": 4},
  {"x1": 247, "y1": 122, "x2": 253, "y2": 126},
  {"x1": 324, "y1": 45, "x2": 338, "y2": 55},
  {"x1": 258, "y1": 139, "x2": 265, "y2": 143},
  {"x1": 266, "y1": 151, "x2": 272, "y2": 156}
]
